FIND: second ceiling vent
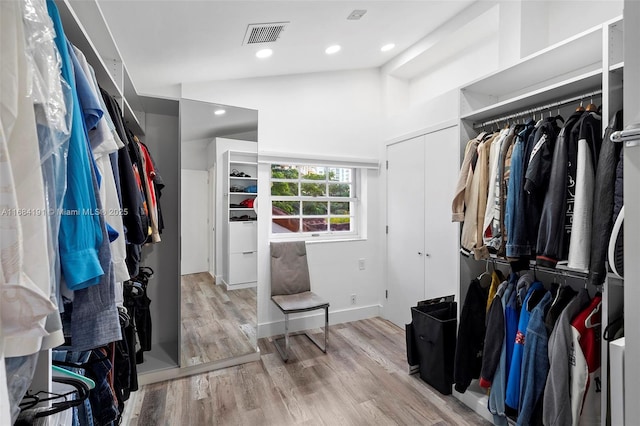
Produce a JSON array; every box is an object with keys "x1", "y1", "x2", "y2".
[{"x1": 243, "y1": 22, "x2": 289, "y2": 45}]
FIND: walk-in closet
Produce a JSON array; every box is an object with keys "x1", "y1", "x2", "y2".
[{"x1": 3, "y1": 0, "x2": 639, "y2": 424}]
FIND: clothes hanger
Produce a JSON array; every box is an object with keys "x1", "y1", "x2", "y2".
[
  {"x1": 603, "y1": 315, "x2": 624, "y2": 341},
  {"x1": 576, "y1": 99, "x2": 585, "y2": 112},
  {"x1": 20, "y1": 377, "x2": 90, "y2": 417},
  {"x1": 585, "y1": 96, "x2": 598, "y2": 112},
  {"x1": 52, "y1": 365, "x2": 95, "y2": 390},
  {"x1": 585, "y1": 300, "x2": 602, "y2": 328},
  {"x1": 477, "y1": 261, "x2": 492, "y2": 288}
]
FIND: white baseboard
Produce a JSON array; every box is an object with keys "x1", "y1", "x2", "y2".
[
  {"x1": 224, "y1": 281, "x2": 257, "y2": 290},
  {"x1": 257, "y1": 304, "x2": 381, "y2": 338}
]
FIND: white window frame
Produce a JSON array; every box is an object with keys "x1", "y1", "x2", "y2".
[{"x1": 260, "y1": 152, "x2": 378, "y2": 242}]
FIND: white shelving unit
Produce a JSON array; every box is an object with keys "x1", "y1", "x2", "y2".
[
  {"x1": 222, "y1": 151, "x2": 258, "y2": 290},
  {"x1": 455, "y1": 17, "x2": 624, "y2": 426}
]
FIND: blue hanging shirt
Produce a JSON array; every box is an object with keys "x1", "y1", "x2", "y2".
[{"x1": 48, "y1": 0, "x2": 104, "y2": 289}]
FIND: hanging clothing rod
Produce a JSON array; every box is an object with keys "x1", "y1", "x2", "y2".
[
  {"x1": 474, "y1": 89, "x2": 603, "y2": 129},
  {"x1": 488, "y1": 257, "x2": 589, "y2": 280}
]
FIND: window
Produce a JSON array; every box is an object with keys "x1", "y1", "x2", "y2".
[{"x1": 270, "y1": 163, "x2": 358, "y2": 238}]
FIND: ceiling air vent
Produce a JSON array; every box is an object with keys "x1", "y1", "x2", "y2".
[{"x1": 243, "y1": 22, "x2": 289, "y2": 45}]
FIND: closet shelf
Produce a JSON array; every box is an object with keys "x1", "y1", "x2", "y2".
[
  {"x1": 55, "y1": 0, "x2": 146, "y2": 135},
  {"x1": 56, "y1": 1, "x2": 121, "y2": 97},
  {"x1": 231, "y1": 161, "x2": 258, "y2": 166},
  {"x1": 458, "y1": 21, "x2": 613, "y2": 121},
  {"x1": 461, "y1": 69, "x2": 602, "y2": 124},
  {"x1": 609, "y1": 61, "x2": 624, "y2": 72},
  {"x1": 461, "y1": 23, "x2": 602, "y2": 111}
]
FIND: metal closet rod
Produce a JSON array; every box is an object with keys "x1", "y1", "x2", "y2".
[
  {"x1": 475, "y1": 89, "x2": 603, "y2": 128},
  {"x1": 487, "y1": 257, "x2": 589, "y2": 280}
]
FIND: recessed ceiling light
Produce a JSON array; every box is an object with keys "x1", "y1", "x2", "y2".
[
  {"x1": 325, "y1": 45, "x2": 341, "y2": 55},
  {"x1": 256, "y1": 48, "x2": 273, "y2": 59},
  {"x1": 347, "y1": 10, "x2": 367, "y2": 20},
  {"x1": 214, "y1": 109, "x2": 226, "y2": 115},
  {"x1": 381, "y1": 43, "x2": 396, "y2": 52}
]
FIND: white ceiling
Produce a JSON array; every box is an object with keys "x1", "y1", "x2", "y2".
[{"x1": 98, "y1": 0, "x2": 475, "y2": 92}]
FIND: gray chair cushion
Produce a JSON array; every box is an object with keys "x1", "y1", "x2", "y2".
[
  {"x1": 272, "y1": 291, "x2": 329, "y2": 313},
  {"x1": 270, "y1": 241, "x2": 311, "y2": 296}
]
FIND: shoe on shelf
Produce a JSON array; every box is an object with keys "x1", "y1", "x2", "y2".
[{"x1": 230, "y1": 169, "x2": 251, "y2": 178}]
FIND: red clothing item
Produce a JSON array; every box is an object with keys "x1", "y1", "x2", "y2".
[
  {"x1": 570, "y1": 295, "x2": 602, "y2": 425},
  {"x1": 136, "y1": 139, "x2": 160, "y2": 243}
]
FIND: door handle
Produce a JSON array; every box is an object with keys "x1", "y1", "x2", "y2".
[
  {"x1": 425, "y1": 253, "x2": 431, "y2": 257},
  {"x1": 418, "y1": 251, "x2": 423, "y2": 256}
]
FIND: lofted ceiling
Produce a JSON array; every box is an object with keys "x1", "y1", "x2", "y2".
[{"x1": 97, "y1": 0, "x2": 476, "y2": 93}]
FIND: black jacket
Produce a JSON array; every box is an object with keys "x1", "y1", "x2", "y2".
[
  {"x1": 479, "y1": 284, "x2": 506, "y2": 388},
  {"x1": 524, "y1": 117, "x2": 562, "y2": 253},
  {"x1": 536, "y1": 111, "x2": 584, "y2": 267},
  {"x1": 100, "y1": 89, "x2": 147, "y2": 246},
  {"x1": 588, "y1": 111, "x2": 622, "y2": 286},
  {"x1": 454, "y1": 279, "x2": 489, "y2": 393}
]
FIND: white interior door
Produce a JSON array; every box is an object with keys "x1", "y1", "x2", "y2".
[
  {"x1": 385, "y1": 136, "x2": 426, "y2": 327},
  {"x1": 424, "y1": 125, "x2": 459, "y2": 300},
  {"x1": 181, "y1": 169, "x2": 209, "y2": 275}
]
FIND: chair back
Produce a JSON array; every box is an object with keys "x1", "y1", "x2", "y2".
[{"x1": 270, "y1": 241, "x2": 311, "y2": 296}]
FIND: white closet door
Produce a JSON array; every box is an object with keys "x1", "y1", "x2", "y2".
[
  {"x1": 386, "y1": 136, "x2": 426, "y2": 327},
  {"x1": 181, "y1": 169, "x2": 209, "y2": 275},
  {"x1": 424, "y1": 125, "x2": 459, "y2": 300}
]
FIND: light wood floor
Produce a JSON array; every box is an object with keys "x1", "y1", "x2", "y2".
[
  {"x1": 129, "y1": 317, "x2": 491, "y2": 425},
  {"x1": 181, "y1": 272, "x2": 257, "y2": 367}
]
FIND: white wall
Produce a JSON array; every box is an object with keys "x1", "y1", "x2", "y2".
[
  {"x1": 182, "y1": 69, "x2": 383, "y2": 158},
  {"x1": 546, "y1": 0, "x2": 623, "y2": 46},
  {"x1": 181, "y1": 139, "x2": 209, "y2": 170},
  {"x1": 182, "y1": 69, "x2": 385, "y2": 335}
]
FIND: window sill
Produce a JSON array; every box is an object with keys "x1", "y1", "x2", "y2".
[{"x1": 269, "y1": 235, "x2": 367, "y2": 244}]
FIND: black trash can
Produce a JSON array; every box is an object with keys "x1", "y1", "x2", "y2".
[{"x1": 410, "y1": 301, "x2": 457, "y2": 395}]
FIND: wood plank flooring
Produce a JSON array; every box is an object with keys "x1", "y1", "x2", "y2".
[
  {"x1": 181, "y1": 273, "x2": 257, "y2": 366},
  {"x1": 130, "y1": 317, "x2": 491, "y2": 425}
]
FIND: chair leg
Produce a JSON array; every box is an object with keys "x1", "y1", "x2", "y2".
[
  {"x1": 324, "y1": 305, "x2": 328, "y2": 351},
  {"x1": 285, "y1": 313, "x2": 290, "y2": 356},
  {"x1": 274, "y1": 308, "x2": 329, "y2": 361},
  {"x1": 304, "y1": 306, "x2": 328, "y2": 354},
  {"x1": 273, "y1": 313, "x2": 290, "y2": 362}
]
